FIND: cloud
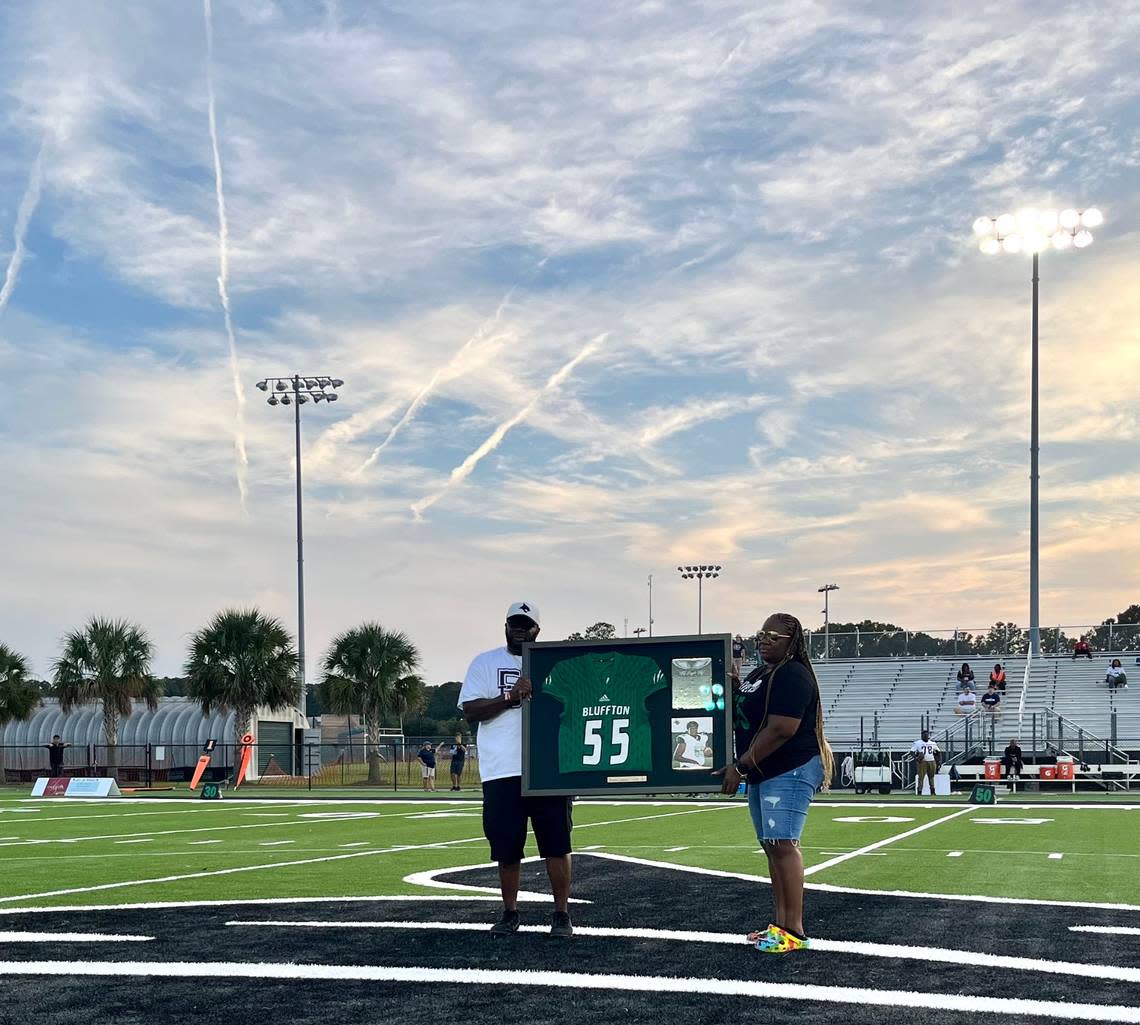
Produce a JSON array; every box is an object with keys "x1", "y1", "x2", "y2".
[{"x1": 0, "y1": 142, "x2": 45, "y2": 318}]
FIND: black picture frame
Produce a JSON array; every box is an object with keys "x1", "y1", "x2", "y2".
[{"x1": 521, "y1": 633, "x2": 733, "y2": 797}]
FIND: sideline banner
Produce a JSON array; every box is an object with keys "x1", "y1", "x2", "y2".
[
  {"x1": 522, "y1": 634, "x2": 733, "y2": 797},
  {"x1": 31, "y1": 777, "x2": 122, "y2": 798}
]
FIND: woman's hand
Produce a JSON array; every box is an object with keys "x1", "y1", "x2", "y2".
[{"x1": 712, "y1": 763, "x2": 742, "y2": 796}]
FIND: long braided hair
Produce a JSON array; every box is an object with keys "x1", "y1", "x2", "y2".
[{"x1": 766, "y1": 612, "x2": 834, "y2": 791}]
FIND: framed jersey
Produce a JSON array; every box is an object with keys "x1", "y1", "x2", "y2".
[{"x1": 521, "y1": 634, "x2": 733, "y2": 796}]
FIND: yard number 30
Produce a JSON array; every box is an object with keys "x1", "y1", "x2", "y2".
[{"x1": 583, "y1": 718, "x2": 630, "y2": 766}]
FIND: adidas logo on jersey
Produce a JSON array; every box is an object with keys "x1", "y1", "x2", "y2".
[{"x1": 598, "y1": 694, "x2": 610, "y2": 701}]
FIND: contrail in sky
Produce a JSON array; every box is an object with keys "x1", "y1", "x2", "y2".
[
  {"x1": 411, "y1": 333, "x2": 606, "y2": 520},
  {"x1": 0, "y1": 144, "x2": 45, "y2": 318},
  {"x1": 204, "y1": 0, "x2": 249, "y2": 509},
  {"x1": 354, "y1": 289, "x2": 515, "y2": 475}
]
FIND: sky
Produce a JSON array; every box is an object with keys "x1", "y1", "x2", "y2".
[{"x1": 1, "y1": 0, "x2": 1139, "y2": 687}]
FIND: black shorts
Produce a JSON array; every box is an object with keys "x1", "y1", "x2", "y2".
[
  {"x1": 450, "y1": 760, "x2": 465, "y2": 775},
  {"x1": 481, "y1": 775, "x2": 573, "y2": 864}
]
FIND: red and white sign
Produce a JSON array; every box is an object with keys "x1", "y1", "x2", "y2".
[{"x1": 31, "y1": 777, "x2": 122, "y2": 798}]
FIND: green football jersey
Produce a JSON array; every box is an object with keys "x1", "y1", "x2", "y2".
[{"x1": 544, "y1": 651, "x2": 667, "y2": 774}]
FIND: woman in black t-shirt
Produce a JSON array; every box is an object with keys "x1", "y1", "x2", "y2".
[{"x1": 715, "y1": 612, "x2": 833, "y2": 955}]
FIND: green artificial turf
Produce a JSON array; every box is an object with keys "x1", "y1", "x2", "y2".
[{"x1": 1, "y1": 792, "x2": 1137, "y2": 910}]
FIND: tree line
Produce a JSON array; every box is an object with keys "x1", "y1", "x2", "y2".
[{"x1": 0, "y1": 610, "x2": 424, "y2": 784}]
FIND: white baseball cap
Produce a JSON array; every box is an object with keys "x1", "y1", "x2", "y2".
[{"x1": 506, "y1": 601, "x2": 540, "y2": 626}]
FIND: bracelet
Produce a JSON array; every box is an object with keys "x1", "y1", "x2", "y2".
[{"x1": 734, "y1": 760, "x2": 749, "y2": 775}]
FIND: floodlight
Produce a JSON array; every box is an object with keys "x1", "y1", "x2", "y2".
[
  {"x1": 327, "y1": 393, "x2": 338, "y2": 401},
  {"x1": 256, "y1": 380, "x2": 268, "y2": 392},
  {"x1": 1073, "y1": 229, "x2": 1093, "y2": 248},
  {"x1": 973, "y1": 216, "x2": 994, "y2": 236},
  {"x1": 1051, "y1": 231, "x2": 1072, "y2": 250},
  {"x1": 1037, "y1": 209, "x2": 1059, "y2": 232},
  {"x1": 1080, "y1": 208, "x2": 1103, "y2": 228},
  {"x1": 1024, "y1": 231, "x2": 1048, "y2": 252},
  {"x1": 980, "y1": 237, "x2": 1001, "y2": 255},
  {"x1": 268, "y1": 395, "x2": 279, "y2": 406},
  {"x1": 995, "y1": 213, "x2": 1017, "y2": 235},
  {"x1": 331, "y1": 379, "x2": 344, "y2": 388},
  {"x1": 275, "y1": 380, "x2": 287, "y2": 391},
  {"x1": 1001, "y1": 234, "x2": 1023, "y2": 253},
  {"x1": 1016, "y1": 209, "x2": 1039, "y2": 234},
  {"x1": 281, "y1": 394, "x2": 291, "y2": 405},
  {"x1": 1059, "y1": 208, "x2": 1080, "y2": 229}
]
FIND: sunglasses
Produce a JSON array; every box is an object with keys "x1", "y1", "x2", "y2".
[{"x1": 757, "y1": 630, "x2": 793, "y2": 642}]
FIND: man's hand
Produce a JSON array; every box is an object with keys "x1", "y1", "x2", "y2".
[
  {"x1": 712, "y1": 764, "x2": 742, "y2": 796},
  {"x1": 512, "y1": 677, "x2": 534, "y2": 702}
]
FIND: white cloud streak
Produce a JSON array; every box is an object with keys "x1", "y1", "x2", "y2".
[
  {"x1": 410, "y1": 333, "x2": 608, "y2": 520},
  {"x1": 355, "y1": 289, "x2": 514, "y2": 475},
  {"x1": 0, "y1": 143, "x2": 45, "y2": 318},
  {"x1": 203, "y1": 0, "x2": 249, "y2": 509}
]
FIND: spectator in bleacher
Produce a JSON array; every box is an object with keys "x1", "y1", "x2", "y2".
[
  {"x1": 1106, "y1": 659, "x2": 1128, "y2": 690},
  {"x1": 732, "y1": 634, "x2": 745, "y2": 677},
  {"x1": 1002, "y1": 739, "x2": 1024, "y2": 779},
  {"x1": 955, "y1": 688, "x2": 977, "y2": 715},
  {"x1": 910, "y1": 730, "x2": 941, "y2": 796},
  {"x1": 955, "y1": 663, "x2": 976, "y2": 693},
  {"x1": 980, "y1": 682, "x2": 1002, "y2": 715},
  {"x1": 989, "y1": 663, "x2": 1006, "y2": 692},
  {"x1": 1073, "y1": 636, "x2": 1093, "y2": 660}
]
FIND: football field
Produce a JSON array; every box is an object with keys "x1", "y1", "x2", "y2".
[{"x1": 2, "y1": 790, "x2": 1140, "y2": 1024}]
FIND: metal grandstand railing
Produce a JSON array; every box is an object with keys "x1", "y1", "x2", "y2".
[{"x1": 1042, "y1": 708, "x2": 1133, "y2": 766}]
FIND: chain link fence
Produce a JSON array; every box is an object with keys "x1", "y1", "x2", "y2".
[{"x1": 1, "y1": 739, "x2": 482, "y2": 791}]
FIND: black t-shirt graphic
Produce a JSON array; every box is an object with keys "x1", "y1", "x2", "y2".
[{"x1": 733, "y1": 661, "x2": 820, "y2": 782}]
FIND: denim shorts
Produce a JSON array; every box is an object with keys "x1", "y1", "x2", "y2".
[{"x1": 747, "y1": 755, "x2": 824, "y2": 843}]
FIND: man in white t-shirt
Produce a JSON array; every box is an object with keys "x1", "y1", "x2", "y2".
[
  {"x1": 458, "y1": 601, "x2": 574, "y2": 938},
  {"x1": 956, "y1": 689, "x2": 977, "y2": 715},
  {"x1": 911, "y1": 730, "x2": 941, "y2": 796}
]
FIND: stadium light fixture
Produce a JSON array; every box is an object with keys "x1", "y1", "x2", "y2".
[
  {"x1": 972, "y1": 206, "x2": 1103, "y2": 655},
  {"x1": 255, "y1": 373, "x2": 346, "y2": 713},
  {"x1": 677, "y1": 564, "x2": 722, "y2": 634}
]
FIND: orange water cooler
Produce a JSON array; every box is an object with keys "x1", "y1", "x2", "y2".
[
  {"x1": 1056, "y1": 756, "x2": 1075, "y2": 781},
  {"x1": 1040, "y1": 765, "x2": 1057, "y2": 780},
  {"x1": 984, "y1": 758, "x2": 1002, "y2": 781}
]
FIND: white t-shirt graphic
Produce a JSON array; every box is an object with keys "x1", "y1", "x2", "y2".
[{"x1": 458, "y1": 646, "x2": 522, "y2": 782}]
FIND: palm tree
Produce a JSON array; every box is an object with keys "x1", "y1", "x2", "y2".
[
  {"x1": 319, "y1": 623, "x2": 425, "y2": 784},
  {"x1": 1, "y1": 643, "x2": 42, "y2": 780},
  {"x1": 52, "y1": 618, "x2": 158, "y2": 767},
  {"x1": 185, "y1": 609, "x2": 300, "y2": 743}
]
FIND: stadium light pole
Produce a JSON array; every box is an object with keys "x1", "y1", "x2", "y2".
[
  {"x1": 818, "y1": 584, "x2": 839, "y2": 660},
  {"x1": 648, "y1": 574, "x2": 654, "y2": 637},
  {"x1": 255, "y1": 374, "x2": 345, "y2": 712},
  {"x1": 677, "y1": 565, "x2": 721, "y2": 634},
  {"x1": 974, "y1": 207, "x2": 1102, "y2": 656}
]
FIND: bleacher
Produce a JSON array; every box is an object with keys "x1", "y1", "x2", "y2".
[
  {"x1": 1019, "y1": 654, "x2": 1140, "y2": 736},
  {"x1": 811, "y1": 656, "x2": 1026, "y2": 747}
]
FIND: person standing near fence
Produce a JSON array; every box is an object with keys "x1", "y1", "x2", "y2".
[
  {"x1": 459, "y1": 601, "x2": 574, "y2": 938},
  {"x1": 45, "y1": 735, "x2": 70, "y2": 777},
  {"x1": 447, "y1": 733, "x2": 467, "y2": 790},
  {"x1": 417, "y1": 741, "x2": 437, "y2": 791}
]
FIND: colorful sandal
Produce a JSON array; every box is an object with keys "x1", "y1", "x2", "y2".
[{"x1": 753, "y1": 924, "x2": 810, "y2": 953}]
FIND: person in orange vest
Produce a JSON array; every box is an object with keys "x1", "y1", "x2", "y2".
[{"x1": 989, "y1": 663, "x2": 1006, "y2": 692}]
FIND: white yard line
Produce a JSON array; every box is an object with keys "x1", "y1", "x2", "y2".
[
  {"x1": 0, "y1": 931, "x2": 152, "y2": 943},
  {"x1": 1049, "y1": 852, "x2": 1064, "y2": 860},
  {"x1": 1, "y1": 960, "x2": 1138, "y2": 1021},
  {"x1": 0, "y1": 895, "x2": 532, "y2": 917},
  {"x1": 803, "y1": 807, "x2": 976, "y2": 877},
  {"x1": 258, "y1": 841, "x2": 295, "y2": 847},
  {"x1": 0, "y1": 809, "x2": 419, "y2": 848},
  {"x1": 1071, "y1": 926, "x2": 1140, "y2": 936},
  {"x1": 224, "y1": 919, "x2": 1140, "y2": 985},
  {"x1": 114, "y1": 839, "x2": 154, "y2": 845}
]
